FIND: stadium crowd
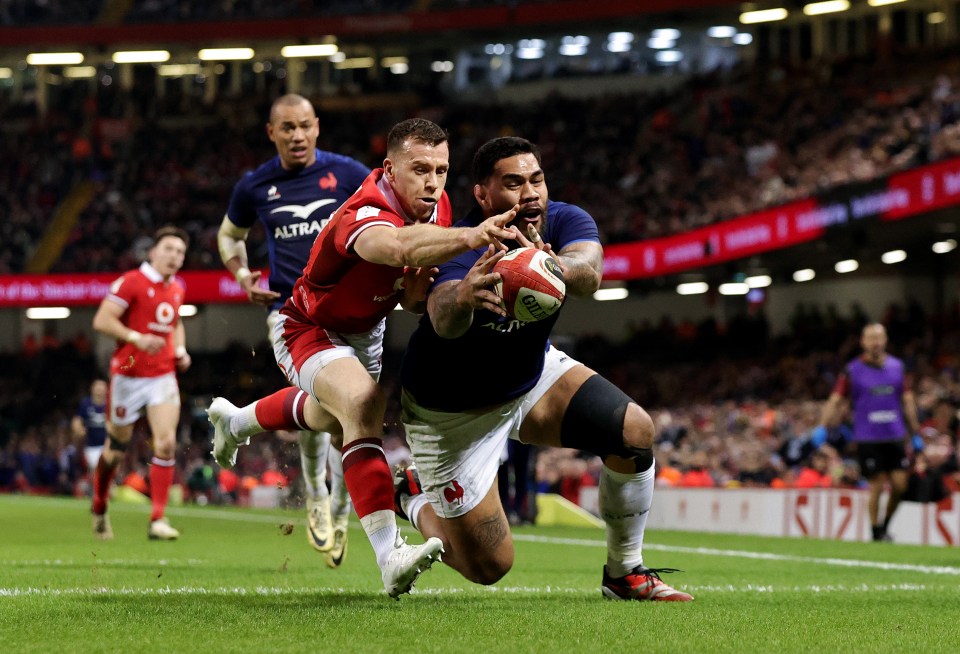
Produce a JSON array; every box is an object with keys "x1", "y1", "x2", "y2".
[
  {"x1": 3, "y1": 31, "x2": 960, "y2": 518},
  {"x1": 4, "y1": 48, "x2": 960, "y2": 274},
  {"x1": 0, "y1": 0, "x2": 425, "y2": 25},
  {"x1": 2, "y1": 300, "x2": 958, "y2": 516}
]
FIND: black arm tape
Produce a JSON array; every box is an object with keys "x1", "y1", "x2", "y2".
[
  {"x1": 559, "y1": 374, "x2": 650, "y2": 464},
  {"x1": 107, "y1": 434, "x2": 128, "y2": 451}
]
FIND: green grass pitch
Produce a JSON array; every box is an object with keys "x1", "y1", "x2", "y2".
[{"x1": 2, "y1": 495, "x2": 959, "y2": 653}]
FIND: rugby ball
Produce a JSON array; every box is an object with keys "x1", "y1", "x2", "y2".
[{"x1": 493, "y1": 247, "x2": 565, "y2": 322}]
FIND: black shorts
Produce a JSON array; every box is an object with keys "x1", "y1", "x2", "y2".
[{"x1": 856, "y1": 440, "x2": 909, "y2": 477}]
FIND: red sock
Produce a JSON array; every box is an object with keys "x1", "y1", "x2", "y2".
[
  {"x1": 92, "y1": 456, "x2": 118, "y2": 515},
  {"x1": 149, "y1": 457, "x2": 176, "y2": 521},
  {"x1": 341, "y1": 438, "x2": 394, "y2": 518},
  {"x1": 254, "y1": 387, "x2": 308, "y2": 431}
]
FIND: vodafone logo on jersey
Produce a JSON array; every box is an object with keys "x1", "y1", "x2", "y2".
[{"x1": 148, "y1": 301, "x2": 176, "y2": 334}]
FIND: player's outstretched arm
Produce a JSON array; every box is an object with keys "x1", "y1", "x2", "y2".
[
  {"x1": 217, "y1": 216, "x2": 280, "y2": 307},
  {"x1": 516, "y1": 225, "x2": 602, "y2": 297},
  {"x1": 355, "y1": 207, "x2": 516, "y2": 268},
  {"x1": 429, "y1": 245, "x2": 506, "y2": 339},
  {"x1": 554, "y1": 241, "x2": 603, "y2": 297}
]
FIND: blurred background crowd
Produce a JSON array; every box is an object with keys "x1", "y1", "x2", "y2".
[
  {"x1": 3, "y1": 297, "x2": 959, "y2": 520},
  {"x1": 2, "y1": 0, "x2": 960, "y2": 522},
  {"x1": 5, "y1": 49, "x2": 960, "y2": 275}
]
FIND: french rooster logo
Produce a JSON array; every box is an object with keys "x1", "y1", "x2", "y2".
[
  {"x1": 443, "y1": 479, "x2": 464, "y2": 506},
  {"x1": 319, "y1": 171, "x2": 338, "y2": 191}
]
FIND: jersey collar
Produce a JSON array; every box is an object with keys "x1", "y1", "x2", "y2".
[
  {"x1": 859, "y1": 353, "x2": 888, "y2": 368},
  {"x1": 139, "y1": 261, "x2": 164, "y2": 283}
]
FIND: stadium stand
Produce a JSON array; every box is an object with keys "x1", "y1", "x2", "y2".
[
  {"x1": 3, "y1": 299, "x2": 959, "y2": 505},
  {"x1": 0, "y1": 0, "x2": 103, "y2": 25},
  {"x1": 4, "y1": 48, "x2": 960, "y2": 273},
  {"x1": 2, "y1": 2, "x2": 959, "y2": 518}
]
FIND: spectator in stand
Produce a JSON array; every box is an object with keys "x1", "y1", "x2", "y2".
[
  {"x1": 793, "y1": 448, "x2": 835, "y2": 488},
  {"x1": 558, "y1": 455, "x2": 597, "y2": 507},
  {"x1": 735, "y1": 443, "x2": 779, "y2": 487},
  {"x1": 812, "y1": 323, "x2": 921, "y2": 541},
  {"x1": 905, "y1": 431, "x2": 958, "y2": 501},
  {"x1": 653, "y1": 449, "x2": 683, "y2": 487},
  {"x1": 678, "y1": 450, "x2": 715, "y2": 488}
]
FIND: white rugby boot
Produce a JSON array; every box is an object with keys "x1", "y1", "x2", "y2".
[
  {"x1": 306, "y1": 496, "x2": 334, "y2": 553},
  {"x1": 381, "y1": 533, "x2": 444, "y2": 598},
  {"x1": 93, "y1": 513, "x2": 113, "y2": 541},
  {"x1": 324, "y1": 513, "x2": 349, "y2": 569},
  {"x1": 207, "y1": 397, "x2": 249, "y2": 469},
  {"x1": 148, "y1": 517, "x2": 180, "y2": 541}
]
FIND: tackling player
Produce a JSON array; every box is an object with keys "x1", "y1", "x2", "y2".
[
  {"x1": 90, "y1": 226, "x2": 192, "y2": 541},
  {"x1": 217, "y1": 93, "x2": 370, "y2": 566},
  {"x1": 396, "y1": 137, "x2": 693, "y2": 601},
  {"x1": 206, "y1": 118, "x2": 516, "y2": 597}
]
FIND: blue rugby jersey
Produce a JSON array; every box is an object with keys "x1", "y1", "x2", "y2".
[
  {"x1": 400, "y1": 201, "x2": 599, "y2": 412},
  {"x1": 76, "y1": 396, "x2": 107, "y2": 448},
  {"x1": 225, "y1": 149, "x2": 370, "y2": 311}
]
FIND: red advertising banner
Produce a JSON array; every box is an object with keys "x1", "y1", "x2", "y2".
[
  {"x1": 0, "y1": 269, "x2": 262, "y2": 308},
  {"x1": 3, "y1": 157, "x2": 960, "y2": 302},
  {"x1": 882, "y1": 156, "x2": 960, "y2": 221},
  {"x1": 603, "y1": 156, "x2": 960, "y2": 281}
]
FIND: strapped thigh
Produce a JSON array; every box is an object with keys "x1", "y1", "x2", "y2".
[{"x1": 559, "y1": 374, "x2": 643, "y2": 460}]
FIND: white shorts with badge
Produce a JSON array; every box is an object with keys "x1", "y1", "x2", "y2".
[
  {"x1": 108, "y1": 373, "x2": 180, "y2": 426},
  {"x1": 271, "y1": 310, "x2": 384, "y2": 398},
  {"x1": 401, "y1": 345, "x2": 579, "y2": 518}
]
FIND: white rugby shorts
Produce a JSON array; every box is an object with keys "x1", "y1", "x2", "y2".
[
  {"x1": 83, "y1": 446, "x2": 104, "y2": 472},
  {"x1": 271, "y1": 311, "x2": 385, "y2": 398},
  {"x1": 108, "y1": 373, "x2": 180, "y2": 426},
  {"x1": 401, "y1": 345, "x2": 579, "y2": 518}
]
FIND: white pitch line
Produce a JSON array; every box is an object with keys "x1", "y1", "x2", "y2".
[
  {"x1": 0, "y1": 583, "x2": 937, "y2": 598},
  {"x1": 4, "y1": 496, "x2": 959, "y2": 578},
  {"x1": 512, "y1": 534, "x2": 960, "y2": 576}
]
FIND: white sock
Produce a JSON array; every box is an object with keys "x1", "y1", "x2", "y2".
[
  {"x1": 360, "y1": 509, "x2": 399, "y2": 568},
  {"x1": 601, "y1": 460, "x2": 655, "y2": 578},
  {"x1": 229, "y1": 403, "x2": 263, "y2": 441},
  {"x1": 403, "y1": 493, "x2": 429, "y2": 531},
  {"x1": 299, "y1": 431, "x2": 330, "y2": 501},
  {"x1": 327, "y1": 443, "x2": 352, "y2": 520}
]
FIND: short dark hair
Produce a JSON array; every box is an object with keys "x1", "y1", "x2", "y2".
[
  {"x1": 472, "y1": 137, "x2": 542, "y2": 183},
  {"x1": 386, "y1": 118, "x2": 447, "y2": 155},
  {"x1": 153, "y1": 225, "x2": 190, "y2": 249},
  {"x1": 269, "y1": 93, "x2": 314, "y2": 123}
]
